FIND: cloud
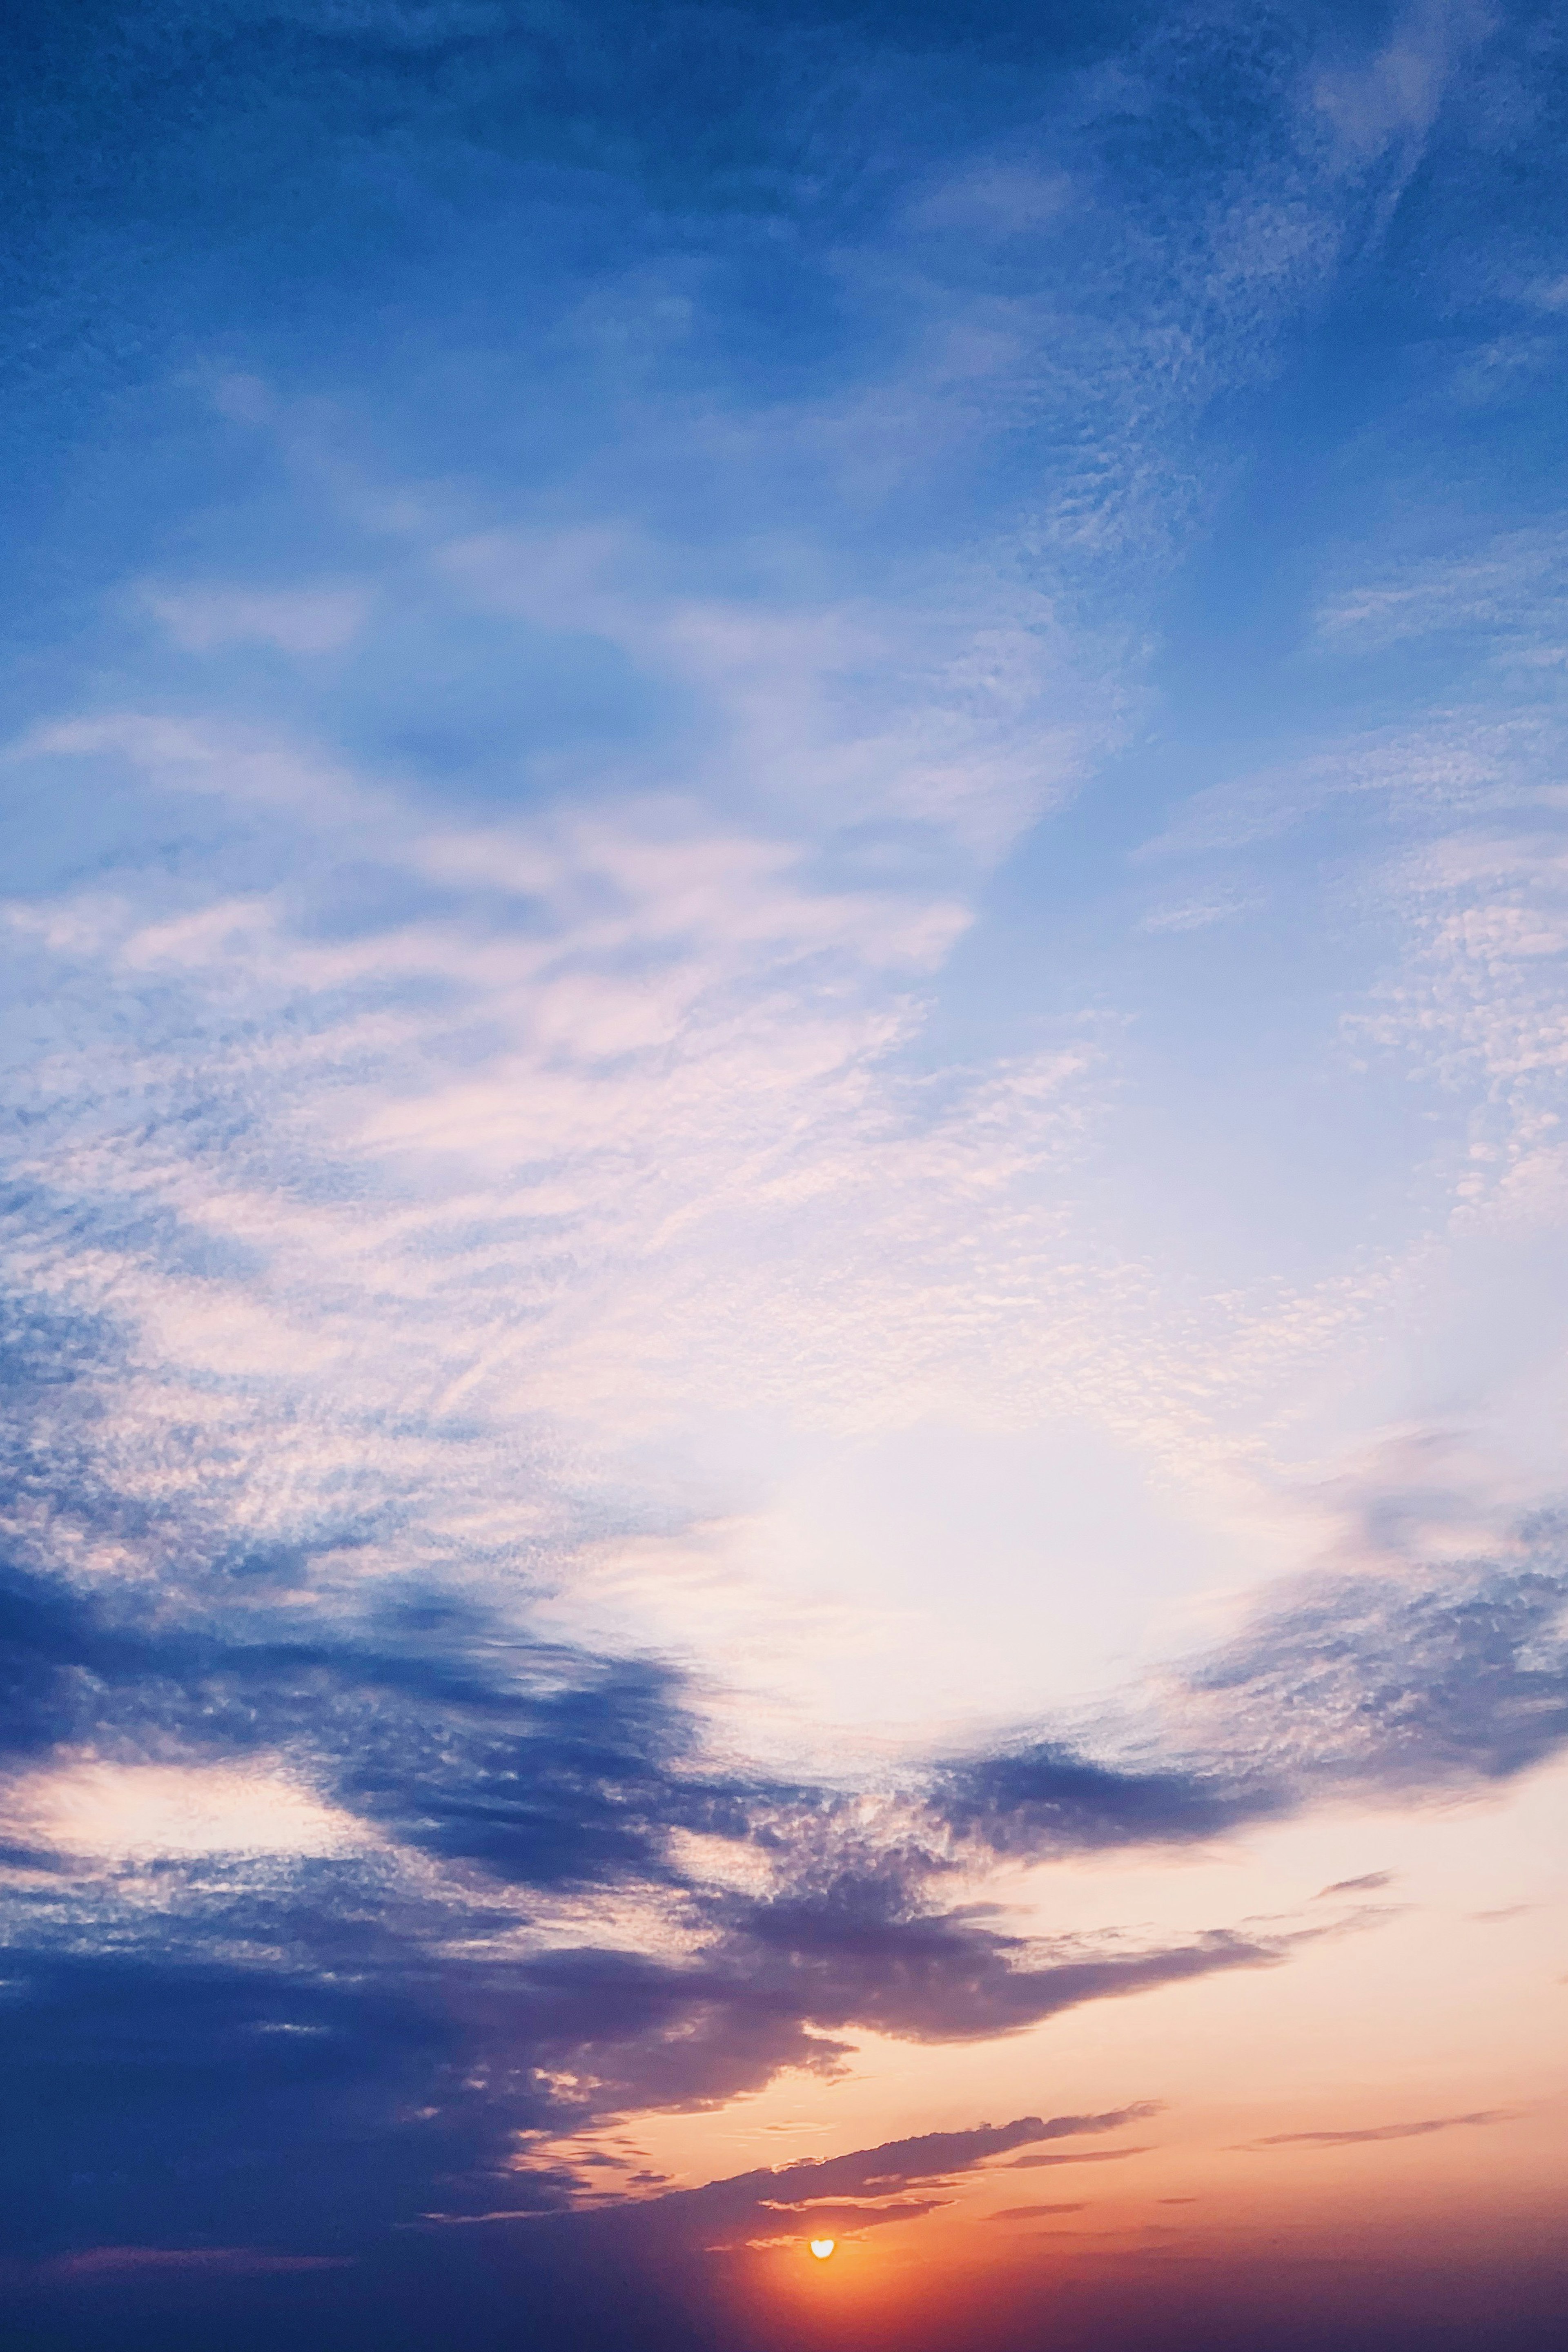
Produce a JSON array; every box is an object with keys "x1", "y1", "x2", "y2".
[
  {"x1": 1350, "y1": 820, "x2": 1568, "y2": 1227},
  {"x1": 3, "y1": 1475, "x2": 1566, "y2": 2261},
  {"x1": 1133, "y1": 704, "x2": 1555, "y2": 862},
  {"x1": 11, "y1": 1515, "x2": 1560, "y2": 2260},
  {"x1": 1139, "y1": 891, "x2": 1260, "y2": 934},
  {"x1": 0, "y1": 1557, "x2": 767, "y2": 1892},
  {"x1": 0, "y1": 704, "x2": 1115, "y2": 1590},
  {"x1": 1243, "y1": 2109, "x2": 1519, "y2": 2149},
  {"x1": 0, "y1": 1544, "x2": 1315, "y2": 2116},
  {"x1": 0, "y1": 1758, "x2": 367, "y2": 1862},
  {"x1": 519, "y1": 2107, "x2": 1151, "y2": 2253},
  {"x1": 0, "y1": 1548, "x2": 1298, "y2": 2256},
  {"x1": 989, "y1": 2202, "x2": 1085, "y2": 2220},
  {"x1": 727, "y1": 2107, "x2": 1160, "y2": 2191},
  {"x1": 40, "y1": 2247, "x2": 354, "y2": 2277},
  {"x1": 2, "y1": 3, "x2": 1565, "y2": 2311},
  {"x1": 1314, "y1": 1871, "x2": 1395, "y2": 1898},
  {"x1": 1314, "y1": 525, "x2": 1568, "y2": 654},
  {"x1": 931, "y1": 1744, "x2": 1252, "y2": 1861},
  {"x1": 904, "y1": 163, "x2": 1074, "y2": 239},
  {"x1": 143, "y1": 584, "x2": 372, "y2": 656},
  {"x1": 707, "y1": 1870, "x2": 1302, "y2": 2046},
  {"x1": 1310, "y1": 0, "x2": 1490, "y2": 168},
  {"x1": 1174, "y1": 1553, "x2": 1568, "y2": 1798},
  {"x1": 742, "y1": 2196, "x2": 944, "y2": 2242},
  {"x1": 929, "y1": 1545, "x2": 1568, "y2": 1875}
]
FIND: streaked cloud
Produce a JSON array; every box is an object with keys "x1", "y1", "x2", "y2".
[{"x1": 1243, "y1": 2109, "x2": 1520, "y2": 2149}]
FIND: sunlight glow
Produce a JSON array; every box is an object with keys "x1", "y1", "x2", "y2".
[{"x1": 808, "y1": 2239, "x2": 835, "y2": 2261}]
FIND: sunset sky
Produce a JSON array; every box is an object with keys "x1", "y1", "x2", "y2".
[{"x1": 3, "y1": 5, "x2": 1566, "y2": 2348}]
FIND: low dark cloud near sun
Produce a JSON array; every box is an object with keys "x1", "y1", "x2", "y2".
[{"x1": 528, "y1": 2108, "x2": 1151, "y2": 2253}]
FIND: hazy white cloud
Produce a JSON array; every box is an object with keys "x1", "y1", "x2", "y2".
[
  {"x1": 1352, "y1": 827, "x2": 1568, "y2": 1224},
  {"x1": 143, "y1": 581, "x2": 372, "y2": 655},
  {"x1": 1315, "y1": 523, "x2": 1568, "y2": 654},
  {"x1": 1139, "y1": 890, "x2": 1260, "y2": 934},
  {"x1": 1310, "y1": 0, "x2": 1492, "y2": 167}
]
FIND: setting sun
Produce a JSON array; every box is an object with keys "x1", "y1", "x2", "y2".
[{"x1": 808, "y1": 2239, "x2": 835, "y2": 2261}]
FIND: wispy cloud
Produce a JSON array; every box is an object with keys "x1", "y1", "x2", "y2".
[
  {"x1": 1241, "y1": 2109, "x2": 1519, "y2": 2149},
  {"x1": 1310, "y1": 0, "x2": 1492, "y2": 170},
  {"x1": 989, "y1": 2201, "x2": 1085, "y2": 2220},
  {"x1": 1313, "y1": 1871, "x2": 1395, "y2": 1898},
  {"x1": 1314, "y1": 522, "x2": 1568, "y2": 657},
  {"x1": 508, "y1": 2107, "x2": 1151, "y2": 2251},
  {"x1": 143, "y1": 582, "x2": 372, "y2": 656}
]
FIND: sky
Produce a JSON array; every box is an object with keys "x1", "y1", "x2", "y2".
[{"x1": 2, "y1": 3, "x2": 1566, "y2": 2347}]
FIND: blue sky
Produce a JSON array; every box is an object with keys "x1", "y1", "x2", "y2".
[{"x1": 3, "y1": 6, "x2": 1567, "y2": 2349}]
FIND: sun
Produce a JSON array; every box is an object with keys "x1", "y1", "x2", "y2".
[{"x1": 808, "y1": 2238, "x2": 835, "y2": 2261}]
